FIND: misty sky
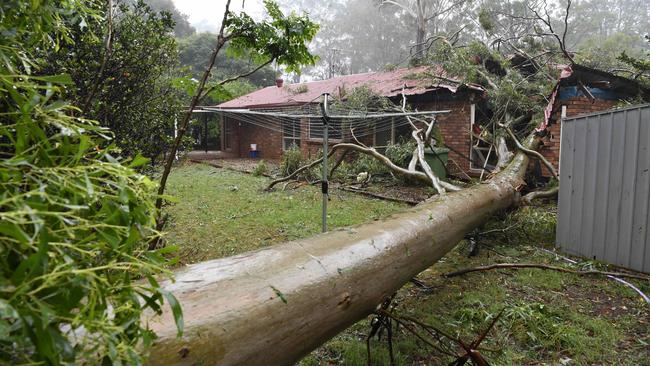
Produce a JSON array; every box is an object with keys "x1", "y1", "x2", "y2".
[{"x1": 172, "y1": 0, "x2": 266, "y2": 32}]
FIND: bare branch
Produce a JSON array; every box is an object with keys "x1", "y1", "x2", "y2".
[
  {"x1": 444, "y1": 263, "x2": 650, "y2": 281},
  {"x1": 522, "y1": 185, "x2": 558, "y2": 203},
  {"x1": 155, "y1": 0, "x2": 233, "y2": 216},
  {"x1": 200, "y1": 59, "x2": 273, "y2": 101},
  {"x1": 500, "y1": 123, "x2": 558, "y2": 179}
]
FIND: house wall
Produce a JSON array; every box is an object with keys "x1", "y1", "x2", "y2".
[
  {"x1": 238, "y1": 122, "x2": 283, "y2": 160},
  {"x1": 298, "y1": 118, "x2": 371, "y2": 160},
  {"x1": 220, "y1": 117, "x2": 283, "y2": 160},
  {"x1": 220, "y1": 116, "x2": 240, "y2": 158},
  {"x1": 538, "y1": 97, "x2": 618, "y2": 177}
]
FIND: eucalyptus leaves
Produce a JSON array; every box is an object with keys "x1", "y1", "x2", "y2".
[{"x1": 0, "y1": 1, "x2": 181, "y2": 364}]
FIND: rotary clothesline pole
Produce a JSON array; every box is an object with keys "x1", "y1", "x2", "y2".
[{"x1": 320, "y1": 93, "x2": 330, "y2": 233}]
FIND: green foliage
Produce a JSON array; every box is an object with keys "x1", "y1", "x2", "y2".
[
  {"x1": 349, "y1": 154, "x2": 389, "y2": 176},
  {"x1": 339, "y1": 141, "x2": 414, "y2": 182},
  {"x1": 576, "y1": 32, "x2": 647, "y2": 71},
  {"x1": 427, "y1": 40, "x2": 557, "y2": 126},
  {"x1": 178, "y1": 33, "x2": 276, "y2": 87},
  {"x1": 0, "y1": 1, "x2": 180, "y2": 364},
  {"x1": 338, "y1": 85, "x2": 394, "y2": 111},
  {"x1": 289, "y1": 84, "x2": 310, "y2": 94},
  {"x1": 477, "y1": 8, "x2": 494, "y2": 34},
  {"x1": 618, "y1": 35, "x2": 650, "y2": 85},
  {"x1": 42, "y1": 0, "x2": 185, "y2": 164},
  {"x1": 226, "y1": 0, "x2": 319, "y2": 75},
  {"x1": 384, "y1": 140, "x2": 416, "y2": 168},
  {"x1": 140, "y1": 0, "x2": 196, "y2": 37},
  {"x1": 281, "y1": 146, "x2": 304, "y2": 176},
  {"x1": 252, "y1": 160, "x2": 268, "y2": 177}
]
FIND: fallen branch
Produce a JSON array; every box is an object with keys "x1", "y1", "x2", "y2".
[
  {"x1": 522, "y1": 185, "x2": 559, "y2": 203},
  {"x1": 501, "y1": 124, "x2": 558, "y2": 179},
  {"x1": 444, "y1": 263, "x2": 650, "y2": 281},
  {"x1": 267, "y1": 143, "x2": 461, "y2": 192},
  {"x1": 329, "y1": 148, "x2": 350, "y2": 177},
  {"x1": 266, "y1": 149, "x2": 338, "y2": 190},
  {"x1": 338, "y1": 186, "x2": 420, "y2": 205},
  {"x1": 536, "y1": 247, "x2": 650, "y2": 305}
]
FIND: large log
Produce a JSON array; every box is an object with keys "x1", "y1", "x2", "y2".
[{"x1": 146, "y1": 138, "x2": 538, "y2": 366}]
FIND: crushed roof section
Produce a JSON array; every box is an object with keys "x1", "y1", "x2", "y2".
[{"x1": 216, "y1": 66, "x2": 484, "y2": 109}]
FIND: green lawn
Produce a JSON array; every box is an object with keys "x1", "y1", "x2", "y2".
[
  {"x1": 164, "y1": 163, "x2": 406, "y2": 263},
  {"x1": 164, "y1": 163, "x2": 649, "y2": 365}
]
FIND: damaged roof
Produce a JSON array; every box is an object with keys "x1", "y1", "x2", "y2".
[{"x1": 216, "y1": 66, "x2": 484, "y2": 109}]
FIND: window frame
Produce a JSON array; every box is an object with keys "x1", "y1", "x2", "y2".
[
  {"x1": 308, "y1": 117, "x2": 343, "y2": 142},
  {"x1": 282, "y1": 119, "x2": 301, "y2": 151},
  {"x1": 469, "y1": 104, "x2": 498, "y2": 172}
]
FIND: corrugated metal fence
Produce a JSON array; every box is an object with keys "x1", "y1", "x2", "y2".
[{"x1": 556, "y1": 104, "x2": 650, "y2": 273}]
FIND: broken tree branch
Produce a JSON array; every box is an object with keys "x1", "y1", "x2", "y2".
[
  {"x1": 500, "y1": 123, "x2": 558, "y2": 180},
  {"x1": 266, "y1": 149, "x2": 339, "y2": 190},
  {"x1": 444, "y1": 263, "x2": 650, "y2": 281},
  {"x1": 522, "y1": 185, "x2": 559, "y2": 203}
]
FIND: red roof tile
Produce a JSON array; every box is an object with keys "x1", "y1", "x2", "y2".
[{"x1": 216, "y1": 66, "x2": 483, "y2": 109}]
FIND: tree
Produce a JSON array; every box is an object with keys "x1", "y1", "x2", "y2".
[
  {"x1": 178, "y1": 32, "x2": 276, "y2": 87},
  {"x1": 141, "y1": 0, "x2": 196, "y2": 37},
  {"x1": 0, "y1": 1, "x2": 181, "y2": 364},
  {"x1": 155, "y1": 0, "x2": 319, "y2": 216},
  {"x1": 618, "y1": 35, "x2": 650, "y2": 83},
  {"x1": 43, "y1": 0, "x2": 186, "y2": 165},
  {"x1": 379, "y1": 0, "x2": 469, "y2": 60}
]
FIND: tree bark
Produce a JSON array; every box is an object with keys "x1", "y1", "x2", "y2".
[{"x1": 145, "y1": 137, "x2": 540, "y2": 366}]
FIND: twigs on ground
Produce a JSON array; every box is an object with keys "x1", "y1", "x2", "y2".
[
  {"x1": 537, "y1": 248, "x2": 650, "y2": 305},
  {"x1": 444, "y1": 263, "x2": 650, "y2": 281},
  {"x1": 371, "y1": 307, "x2": 504, "y2": 365}
]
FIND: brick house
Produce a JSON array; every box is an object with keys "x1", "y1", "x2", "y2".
[
  {"x1": 535, "y1": 64, "x2": 650, "y2": 177},
  {"x1": 214, "y1": 64, "x2": 649, "y2": 178},
  {"x1": 215, "y1": 66, "x2": 487, "y2": 175}
]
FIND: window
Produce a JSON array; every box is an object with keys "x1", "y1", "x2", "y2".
[
  {"x1": 373, "y1": 117, "x2": 413, "y2": 149},
  {"x1": 373, "y1": 118, "x2": 394, "y2": 148},
  {"x1": 224, "y1": 118, "x2": 234, "y2": 150},
  {"x1": 308, "y1": 117, "x2": 342, "y2": 140},
  {"x1": 469, "y1": 104, "x2": 497, "y2": 171},
  {"x1": 283, "y1": 119, "x2": 301, "y2": 150}
]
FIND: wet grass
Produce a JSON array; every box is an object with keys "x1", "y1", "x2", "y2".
[
  {"x1": 163, "y1": 162, "x2": 406, "y2": 263},
  {"x1": 164, "y1": 165, "x2": 649, "y2": 365},
  {"x1": 301, "y1": 205, "x2": 650, "y2": 366}
]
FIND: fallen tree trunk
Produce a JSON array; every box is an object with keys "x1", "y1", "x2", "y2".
[{"x1": 146, "y1": 137, "x2": 540, "y2": 366}]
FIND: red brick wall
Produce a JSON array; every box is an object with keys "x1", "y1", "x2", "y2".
[
  {"x1": 238, "y1": 122, "x2": 283, "y2": 160},
  {"x1": 220, "y1": 117, "x2": 283, "y2": 160},
  {"x1": 537, "y1": 97, "x2": 617, "y2": 177}
]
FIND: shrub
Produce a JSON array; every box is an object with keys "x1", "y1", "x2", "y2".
[
  {"x1": 281, "y1": 146, "x2": 304, "y2": 176},
  {"x1": 385, "y1": 140, "x2": 417, "y2": 168},
  {"x1": 0, "y1": 2, "x2": 181, "y2": 364},
  {"x1": 252, "y1": 159, "x2": 268, "y2": 176}
]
